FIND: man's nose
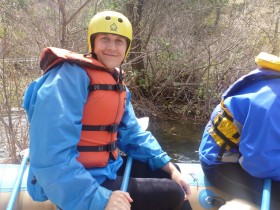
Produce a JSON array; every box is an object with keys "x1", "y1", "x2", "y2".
[{"x1": 107, "y1": 41, "x2": 116, "y2": 49}]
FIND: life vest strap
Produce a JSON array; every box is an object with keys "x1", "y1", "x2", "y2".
[
  {"x1": 82, "y1": 124, "x2": 119, "y2": 133},
  {"x1": 221, "y1": 109, "x2": 233, "y2": 122},
  {"x1": 77, "y1": 142, "x2": 117, "y2": 152},
  {"x1": 88, "y1": 83, "x2": 126, "y2": 92},
  {"x1": 211, "y1": 122, "x2": 239, "y2": 149},
  {"x1": 216, "y1": 143, "x2": 227, "y2": 161},
  {"x1": 112, "y1": 69, "x2": 122, "y2": 82}
]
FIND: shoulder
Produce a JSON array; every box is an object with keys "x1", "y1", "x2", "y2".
[
  {"x1": 41, "y1": 62, "x2": 90, "y2": 94},
  {"x1": 49, "y1": 62, "x2": 89, "y2": 80}
]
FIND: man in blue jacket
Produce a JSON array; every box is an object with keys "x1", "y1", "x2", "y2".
[
  {"x1": 199, "y1": 54, "x2": 280, "y2": 209},
  {"x1": 23, "y1": 11, "x2": 191, "y2": 210}
]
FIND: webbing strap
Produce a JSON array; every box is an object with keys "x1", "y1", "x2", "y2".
[
  {"x1": 82, "y1": 124, "x2": 119, "y2": 133},
  {"x1": 77, "y1": 142, "x2": 117, "y2": 152},
  {"x1": 216, "y1": 143, "x2": 227, "y2": 161},
  {"x1": 221, "y1": 110, "x2": 233, "y2": 122},
  {"x1": 88, "y1": 83, "x2": 126, "y2": 92},
  {"x1": 112, "y1": 69, "x2": 122, "y2": 82}
]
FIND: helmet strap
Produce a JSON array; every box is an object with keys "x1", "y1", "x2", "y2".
[
  {"x1": 119, "y1": 64, "x2": 123, "y2": 83},
  {"x1": 83, "y1": 51, "x2": 97, "y2": 60}
]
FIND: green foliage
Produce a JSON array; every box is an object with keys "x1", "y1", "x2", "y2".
[
  {"x1": 96, "y1": 0, "x2": 127, "y2": 11},
  {"x1": 158, "y1": 38, "x2": 171, "y2": 49},
  {"x1": 2, "y1": 0, "x2": 30, "y2": 10},
  {"x1": 0, "y1": 27, "x2": 5, "y2": 39},
  {"x1": 208, "y1": 0, "x2": 229, "y2": 4},
  {"x1": 1, "y1": 0, "x2": 280, "y2": 124}
]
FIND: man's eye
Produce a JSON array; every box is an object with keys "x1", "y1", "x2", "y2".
[
  {"x1": 101, "y1": 37, "x2": 109, "y2": 41},
  {"x1": 116, "y1": 40, "x2": 125, "y2": 45}
]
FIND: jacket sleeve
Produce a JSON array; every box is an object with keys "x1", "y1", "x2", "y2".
[
  {"x1": 117, "y1": 89, "x2": 171, "y2": 170},
  {"x1": 23, "y1": 62, "x2": 111, "y2": 210},
  {"x1": 225, "y1": 85, "x2": 280, "y2": 180}
]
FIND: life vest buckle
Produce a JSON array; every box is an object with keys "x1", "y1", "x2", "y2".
[
  {"x1": 108, "y1": 124, "x2": 119, "y2": 133},
  {"x1": 107, "y1": 142, "x2": 117, "y2": 152},
  {"x1": 115, "y1": 83, "x2": 126, "y2": 92}
]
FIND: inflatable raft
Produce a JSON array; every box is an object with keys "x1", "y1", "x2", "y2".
[
  {"x1": 0, "y1": 162, "x2": 262, "y2": 210},
  {"x1": 0, "y1": 115, "x2": 271, "y2": 210}
]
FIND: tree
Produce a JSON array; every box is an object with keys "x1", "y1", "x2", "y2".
[
  {"x1": 2, "y1": 0, "x2": 280, "y2": 162},
  {"x1": 0, "y1": 0, "x2": 97, "y2": 163}
]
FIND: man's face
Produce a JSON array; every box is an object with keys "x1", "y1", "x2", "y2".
[{"x1": 94, "y1": 33, "x2": 127, "y2": 71}]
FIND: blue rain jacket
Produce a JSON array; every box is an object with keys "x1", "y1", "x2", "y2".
[
  {"x1": 23, "y1": 62, "x2": 171, "y2": 210},
  {"x1": 199, "y1": 68, "x2": 280, "y2": 181}
]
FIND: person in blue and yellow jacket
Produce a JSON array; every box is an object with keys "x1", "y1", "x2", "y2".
[
  {"x1": 199, "y1": 52, "x2": 280, "y2": 209},
  {"x1": 23, "y1": 11, "x2": 192, "y2": 210}
]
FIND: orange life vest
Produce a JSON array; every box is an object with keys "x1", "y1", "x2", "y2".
[{"x1": 40, "y1": 47, "x2": 126, "y2": 168}]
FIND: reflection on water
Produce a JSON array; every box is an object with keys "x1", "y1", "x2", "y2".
[{"x1": 148, "y1": 120, "x2": 205, "y2": 163}]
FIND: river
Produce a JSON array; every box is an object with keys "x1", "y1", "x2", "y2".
[
  {"x1": 0, "y1": 117, "x2": 206, "y2": 164},
  {"x1": 149, "y1": 120, "x2": 205, "y2": 163}
]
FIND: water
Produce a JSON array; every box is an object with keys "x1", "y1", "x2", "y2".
[
  {"x1": 0, "y1": 116, "x2": 206, "y2": 164},
  {"x1": 149, "y1": 120, "x2": 205, "y2": 163}
]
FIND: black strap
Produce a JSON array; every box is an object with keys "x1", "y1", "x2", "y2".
[
  {"x1": 216, "y1": 143, "x2": 227, "y2": 161},
  {"x1": 112, "y1": 69, "x2": 121, "y2": 82},
  {"x1": 221, "y1": 110, "x2": 233, "y2": 122},
  {"x1": 82, "y1": 124, "x2": 119, "y2": 133},
  {"x1": 77, "y1": 142, "x2": 117, "y2": 152},
  {"x1": 212, "y1": 123, "x2": 239, "y2": 149},
  {"x1": 88, "y1": 83, "x2": 126, "y2": 92}
]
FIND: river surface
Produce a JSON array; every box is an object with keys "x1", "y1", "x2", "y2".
[
  {"x1": 0, "y1": 117, "x2": 206, "y2": 164},
  {"x1": 149, "y1": 120, "x2": 205, "y2": 163}
]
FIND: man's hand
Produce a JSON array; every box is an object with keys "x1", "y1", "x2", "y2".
[
  {"x1": 105, "y1": 190, "x2": 133, "y2": 210},
  {"x1": 162, "y1": 162, "x2": 191, "y2": 200}
]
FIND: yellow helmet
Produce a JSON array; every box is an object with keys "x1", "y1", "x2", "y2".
[{"x1": 87, "y1": 11, "x2": 133, "y2": 59}]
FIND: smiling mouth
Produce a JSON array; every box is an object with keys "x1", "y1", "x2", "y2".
[
  {"x1": 105, "y1": 54, "x2": 117, "y2": 58},
  {"x1": 104, "y1": 53, "x2": 117, "y2": 57}
]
